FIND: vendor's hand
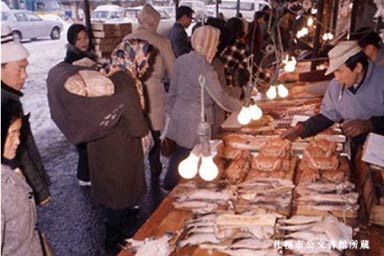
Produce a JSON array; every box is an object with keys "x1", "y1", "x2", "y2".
[
  {"x1": 341, "y1": 119, "x2": 372, "y2": 138},
  {"x1": 280, "y1": 124, "x2": 304, "y2": 141}
]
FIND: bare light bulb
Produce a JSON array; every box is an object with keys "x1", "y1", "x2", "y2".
[
  {"x1": 178, "y1": 152, "x2": 199, "y2": 179},
  {"x1": 249, "y1": 104, "x2": 263, "y2": 120},
  {"x1": 237, "y1": 106, "x2": 252, "y2": 125},
  {"x1": 322, "y1": 32, "x2": 334, "y2": 41},
  {"x1": 199, "y1": 155, "x2": 219, "y2": 181},
  {"x1": 277, "y1": 84, "x2": 289, "y2": 98},
  {"x1": 266, "y1": 85, "x2": 277, "y2": 100},
  {"x1": 307, "y1": 16, "x2": 314, "y2": 27}
]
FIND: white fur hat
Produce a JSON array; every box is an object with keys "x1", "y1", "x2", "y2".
[{"x1": 1, "y1": 24, "x2": 29, "y2": 64}]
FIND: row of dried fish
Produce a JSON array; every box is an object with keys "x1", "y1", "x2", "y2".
[
  {"x1": 172, "y1": 179, "x2": 294, "y2": 215},
  {"x1": 177, "y1": 212, "x2": 281, "y2": 255},
  {"x1": 294, "y1": 181, "x2": 359, "y2": 217},
  {"x1": 277, "y1": 215, "x2": 353, "y2": 255}
]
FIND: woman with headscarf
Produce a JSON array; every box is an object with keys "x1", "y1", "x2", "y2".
[
  {"x1": 63, "y1": 24, "x2": 97, "y2": 186},
  {"x1": 47, "y1": 39, "x2": 153, "y2": 251},
  {"x1": 124, "y1": 3, "x2": 175, "y2": 181},
  {"x1": 163, "y1": 25, "x2": 243, "y2": 190},
  {"x1": 1, "y1": 99, "x2": 47, "y2": 256}
]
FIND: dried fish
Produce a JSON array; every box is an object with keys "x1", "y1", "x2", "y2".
[
  {"x1": 297, "y1": 182, "x2": 355, "y2": 194},
  {"x1": 218, "y1": 248, "x2": 281, "y2": 256},
  {"x1": 177, "y1": 232, "x2": 221, "y2": 248},
  {"x1": 230, "y1": 238, "x2": 274, "y2": 250},
  {"x1": 279, "y1": 215, "x2": 323, "y2": 225},
  {"x1": 216, "y1": 213, "x2": 279, "y2": 227},
  {"x1": 175, "y1": 188, "x2": 235, "y2": 201},
  {"x1": 311, "y1": 204, "x2": 359, "y2": 212},
  {"x1": 125, "y1": 233, "x2": 174, "y2": 256},
  {"x1": 296, "y1": 192, "x2": 358, "y2": 204},
  {"x1": 286, "y1": 231, "x2": 329, "y2": 241},
  {"x1": 172, "y1": 200, "x2": 218, "y2": 214}
]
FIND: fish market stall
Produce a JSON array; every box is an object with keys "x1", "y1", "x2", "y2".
[{"x1": 116, "y1": 79, "x2": 384, "y2": 256}]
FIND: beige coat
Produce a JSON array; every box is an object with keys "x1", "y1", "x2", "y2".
[{"x1": 124, "y1": 4, "x2": 175, "y2": 131}]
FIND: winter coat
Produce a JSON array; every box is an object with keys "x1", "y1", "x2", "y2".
[
  {"x1": 47, "y1": 64, "x2": 148, "y2": 209},
  {"x1": 1, "y1": 164, "x2": 44, "y2": 256},
  {"x1": 1, "y1": 82, "x2": 51, "y2": 205},
  {"x1": 87, "y1": 72, "x2": 148, "y2": 209},
  {"x1": 124, "y1": 5, "x2": 175, "y2": 131},
  {"x1": 166, "y1": 51, "x2": 242, "y2": 149}
]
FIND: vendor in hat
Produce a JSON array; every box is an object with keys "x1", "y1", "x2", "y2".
[
  {"x1": 281, "y1": 41, "x2": 384, "y2": 155},
  {"x1": 1, "y1": 25, "x2": 51, "y2": 206}
]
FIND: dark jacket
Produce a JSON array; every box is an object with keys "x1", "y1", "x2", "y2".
[
  {"x1": 1, "y1": 82, "x2": 51, "y2": 205},
  {"x1": 167, "y1": 22, "x2": 191, "y2": 58}
]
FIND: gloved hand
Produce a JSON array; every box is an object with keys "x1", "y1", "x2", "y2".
[
  {"x1": 280, "y1": 124, "x2": 304, "y2": 141},
  {"x1": 341, "y1": 119, "x2": 372, "y2": 138}
]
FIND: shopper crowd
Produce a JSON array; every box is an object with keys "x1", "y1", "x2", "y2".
[{"x1": 1, "y1": 3, "x2": 384, "y2": 255}]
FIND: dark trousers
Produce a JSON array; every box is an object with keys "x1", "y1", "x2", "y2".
[
  {"x1": 75, "y1": 143, "x2": 90, "y2": 181},
  {"x1": 148, "y1": 130, "x2": 162, "y2": 176},
  {"x1": 104, "y1": 207, "x2": 137, "y2": 248},
  {"x1": 162, "y1": 145, "x2": 191, "y2": 190}
]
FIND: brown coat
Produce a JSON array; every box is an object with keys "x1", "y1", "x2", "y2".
[{"x1": 87, "y1": 72, "x2": 148, "y2": 209}]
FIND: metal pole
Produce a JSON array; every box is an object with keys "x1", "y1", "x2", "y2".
[
  {"x1": 312, "y1": 0, "x2": 324, "y2": 70},
  {"x1": 83, "y1": 0, "x2": 94, "y2": 50},
  {"x1": 236, "y1": 0, "x2": 240, "y2": 17},
  {"x1": 216, "y1": 0, "x2": 219, "y2": 18}
]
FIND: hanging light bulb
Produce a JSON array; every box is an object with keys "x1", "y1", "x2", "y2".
[
  {"x1": 237, "y1": 106, "x2": 252, "y2": 125},
  {"x1": 266, "y1": 85, "x2": 277, "y2": 100},
  {"x1": 178, "y1": 152, "x2": 200, "y2": 179},
  {"x1": 307, "y1": 16, "x2": 314, "y2": 27},
  {"x1": 199, "y1": 155, "x2": 219, "y2": 181},
  {"x1": 296, "y1": 27, "x2": 309, "y2": 38},
  {"x1": 249, "y1": 104, "x2": 263, "y2": 120},
  {"x1": 322, "y1": 32, "x2": 334, "y2": 41},
  {"x1": 284, "y1": 56, "x2": 297, "y2": 72},
  {"x1": 277, "y1": 84, "x2": 289, "y2": 98},
  {"x1": 311, "y1": 8, "x2": 318, "y2": 15}
]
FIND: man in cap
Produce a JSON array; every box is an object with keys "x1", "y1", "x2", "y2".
[
  {"x1": 124, "y1": 4, "x2": 175, "y2": 181},
  {"x1": 281, "y1": 41, "x2": 384, "y2": 156},
  {"x1": 1, "y1": 25, "x2": 51, "y2": 206}
]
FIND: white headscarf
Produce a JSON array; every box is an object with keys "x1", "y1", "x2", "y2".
[{"x1": 191, "y1": 25, "x2": 220, "y2": 63}]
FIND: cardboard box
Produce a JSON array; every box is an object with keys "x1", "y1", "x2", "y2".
[{"x1": 362, "y1": 133, "x2": 384, "y2": 168}]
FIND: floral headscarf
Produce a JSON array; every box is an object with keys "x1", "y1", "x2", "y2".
[{"x1": 110, "y1": 39, "x2": 153, "y2": 109}]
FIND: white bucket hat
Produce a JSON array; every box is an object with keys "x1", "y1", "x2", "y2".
[
  {"x1": 325, "y1": 41, "x2": 362, "y2": 75},
  {"x1": 1, "y1": 24, "x2": 29, "y2": 64}
]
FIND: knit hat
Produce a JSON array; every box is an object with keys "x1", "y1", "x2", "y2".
[
  {"x1": 1, "y1": 24, "x2": 29, "y2": 64},
  {"x1": 325, "y1": 41, "x2": 363, "y2": 75},
  {"x1": 137, "y1": 4, "x2": 161, "y2": 31},
  {"x1": 67, "y1": 23, "x2": 87, "y2": 45},
  {"x1": 191, "y1": 25, "x2": 220, "y2": 63}
]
